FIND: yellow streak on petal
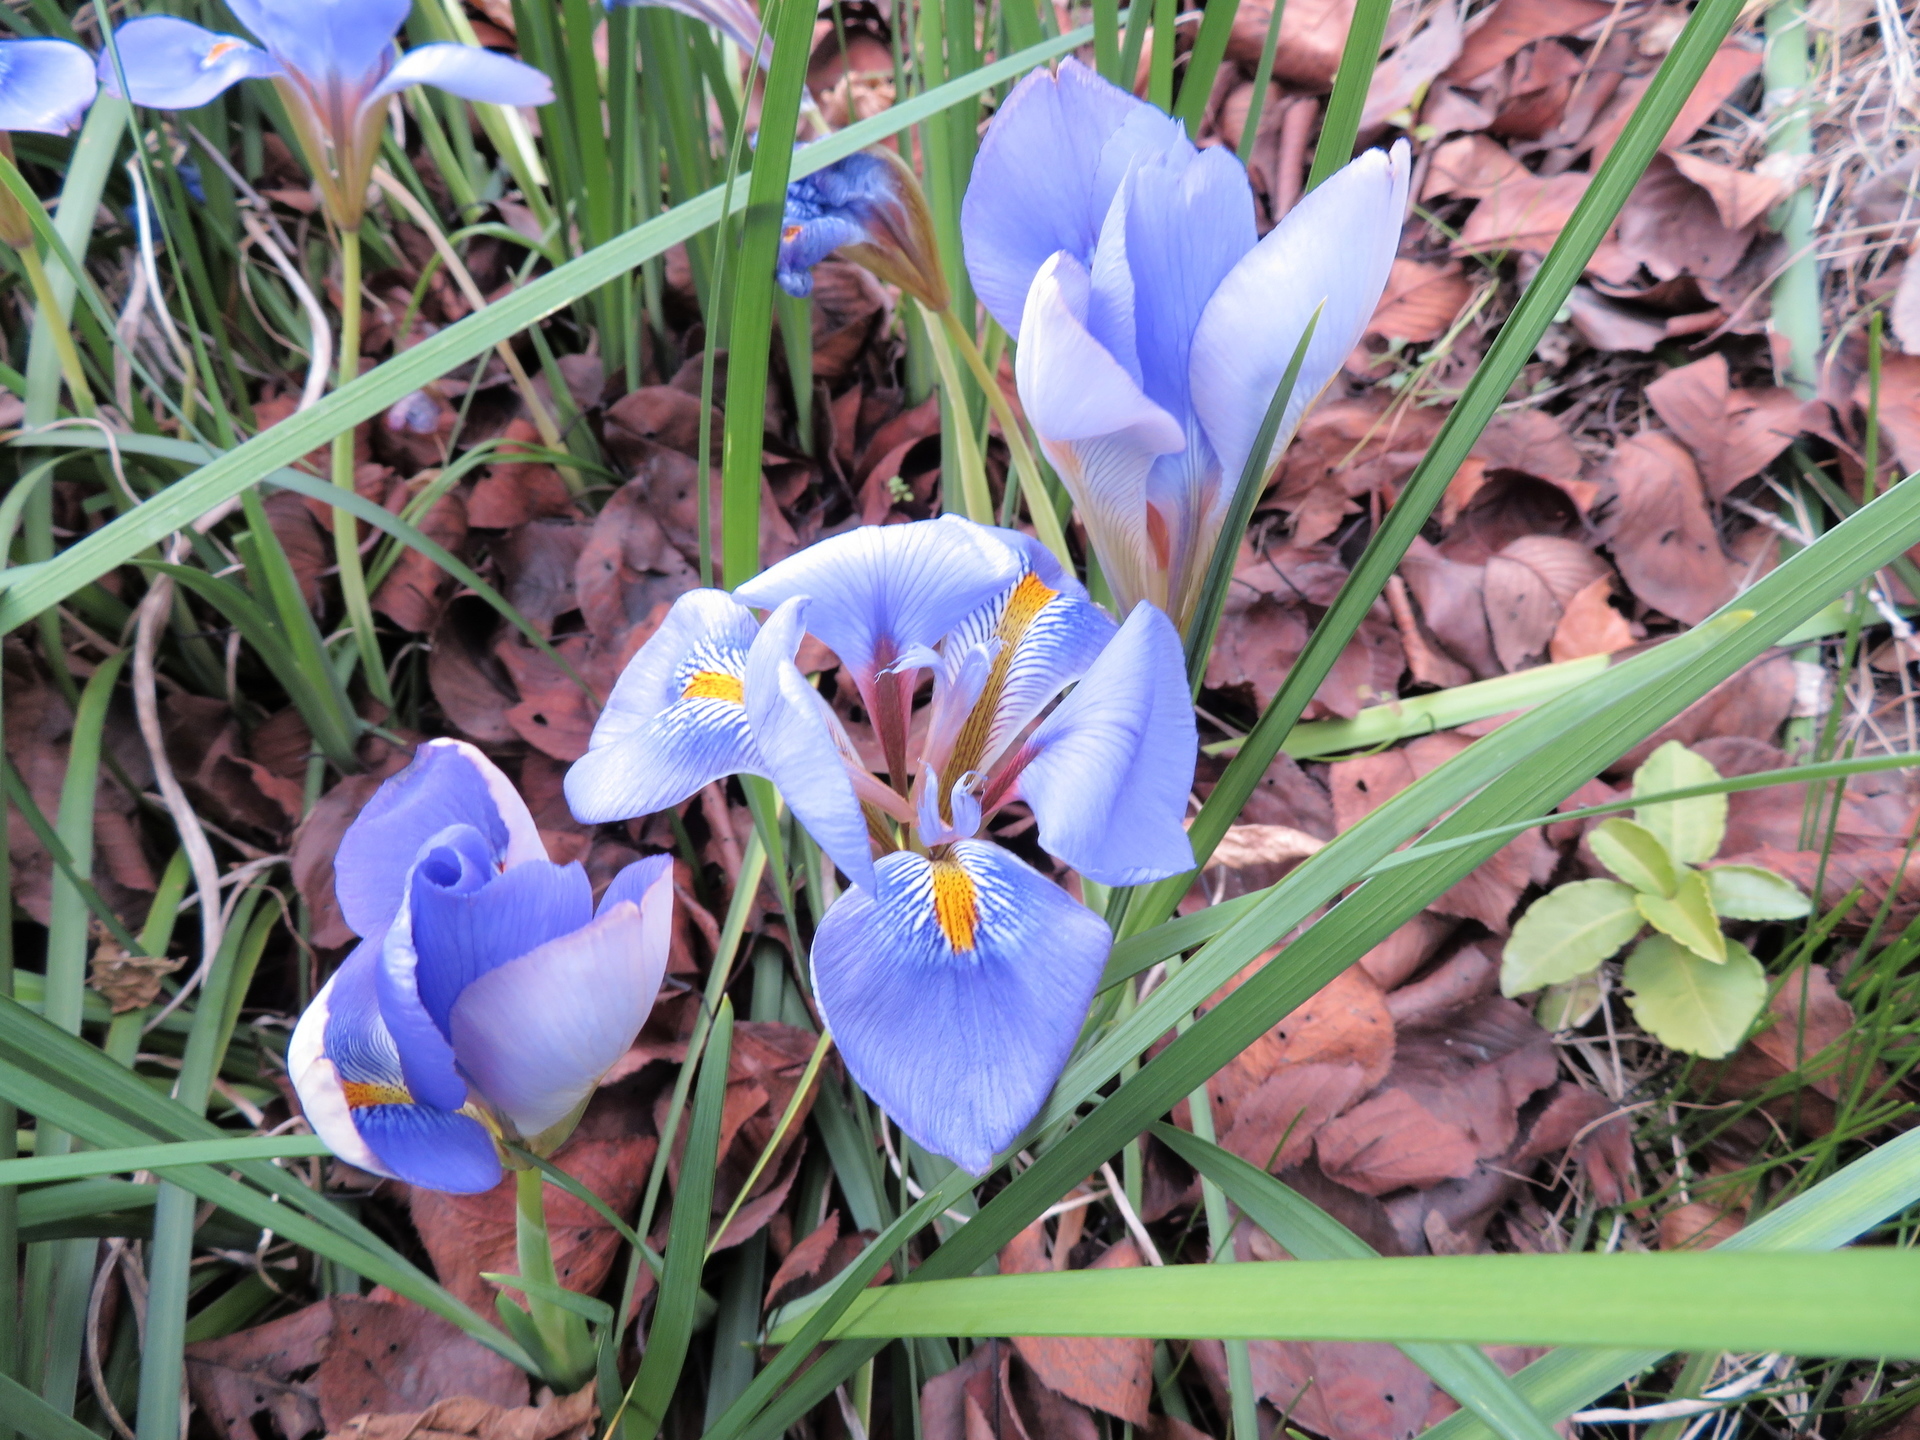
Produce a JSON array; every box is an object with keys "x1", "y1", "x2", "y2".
[
  {"x1": 203, "y1": 38, "x2": 244, "y2": 64},
  {"x1": 948, "y1": 571, "x2": 1058, "y2": 779},
  {"x1": 682, "y1": 670, "x2": 744, "y2": 703},
  {"x1": 930, "y1": 860, "x2": 978, "y2": 954},
  {"x1": 341, "y1": 1080, "x2": 412, "y2": 1109}
]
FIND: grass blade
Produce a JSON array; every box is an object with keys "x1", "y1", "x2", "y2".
[{"x1": 1305, "y1": 0, "x2": 1391, "y2": 188}]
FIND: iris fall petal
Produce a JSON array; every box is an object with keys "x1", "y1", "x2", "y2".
[
  {"x1": 97, "y1": 18, "x2": 280, "y2": 111},
  {"x1": 366, "y1": 42, "x2": 553, "y2": 108},
  {"x1": 0, "y1": 39, "x2": 98, "y2": 134},
  {"x1": 812, "y1": 841, "x2": 1113, "y2": 1173}
]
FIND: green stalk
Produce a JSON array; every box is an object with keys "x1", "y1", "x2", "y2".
[
  {"x1": 328, "y1": 227, "x2": 392, "y2": 707},
  {"x1": 14, "y1": 245, "x2": 94, "y2": 417},
  {"x1": 938, "y1": 309, "x2": 1070, "y2": 563},
  {"x1": 1237, "y1": 0, "x2": 1287, "y2": 163},
  {"x1": 919, "y1": 304, "x2": 994, "y2": 524},
  {"x1": 1305, "y1": 0, "x2": 1391, "y2": 189},
  {"x1": 1148, "y1": 0, "x2": 1176, "y2": 110},
  {"x1": 1184, "y1": 1055, "x2": 1258, "y2": 1439},
  {"x1": 1764, "y1": 0, "x2": 1819, "y2": 397},
  {"x1": 514, "y1": 1167, "x2": 594, "y2": 1387}
]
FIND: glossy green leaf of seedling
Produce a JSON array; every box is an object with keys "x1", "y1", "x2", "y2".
[
  {"x1": 1588, "y1": 818, "x2": 1679, "y2": 897},
  {"x1": 1707, "y1": 863, "x2": 1814, "y2": 920},
  {"x1": 1635, "y1": 869, "x2": 1728, "y2": 965},
  {"x1": 1632, "y1": 740, "x2": 1728, "y2": 865},
  {"x1": 1500, "y1": 879, "x2": 1644, "y2": 995},
  {"x1": 1622, "y1": 934, "x2": 1768, "y2": 1058}
]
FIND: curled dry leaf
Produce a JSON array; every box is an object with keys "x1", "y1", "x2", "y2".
[
  {"x1": 1645, "y1": 354, "x2": 1801, "y2": 500},
  {"x1": 999, "y1": 1224, "x2": 1154, "y2": 1426},
  {"x1": 1226, "y1": 0, "x2": 1355, "y2": 87},
  {"x1": 1442, "y1": 0, "x2": 1613, "y2": 85},
  {"x1": 1549, "y1": 574, "x2": 1636, "y2": 661},
  {"x1": 1483, "y1": 536, "x2": 1611, "y2": 671},
  {"x1": 1203, "y1": 823, "x2": 1327, "y2": 899},
  {"x1": 323, "y1": 1388, "x2": 596, "y2": 1440},
  {"x1": 1367, "y1": 260, "x2": 1474, "y2": 345}
]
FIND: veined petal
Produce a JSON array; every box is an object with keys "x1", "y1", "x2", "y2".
[
  {"x1": 289, "y1": 939, "x2": 501, "y2": 1192},
  {"x1": 565, "y1": 589, "x2": 763, "y2": 823},
  {"x1": 744, "y1": 599, "x2": 877, "y2": 892},
  {"x1": 404, "y1": 847, "x2": 594, "y2": 1034},
  {"x1": 365, "y1": 42, "x2": 553, "y2": 108},
  {"x1": 602, "y1": 0, "x2": 773, "y2": 67},
  {"x1": 1010, "y1": 602, "x2": 1196, "y2": 885},
  {"x1": 0, "y1": 39, "x2": 96, "y2": 134},
  {"x1": 961, "y1": 58, "x2": 1182, "y2": 337},
  {"x1": 942, "y1": 529, "x2": 1117, "y2": 777},
  {"x1": 915, "y1": 766, "x2": 983, "y2": 847},
  {"x1": 733, "y1": 517, "x2": 1020, "y2": 695},
  {"x1": 226, "y1": 0, "x2": 409, "y2": 90},
  {"x1": 812, "y1": 842, "x2": 1112, "y2": 1174},
  {"x1": 451, "y1": 889, "x2": 670, "y2": 1140},
  {"x1": 98, "y1": 19, "x2": 280, "y2": 111},
  {"x1": 777, "y1": 210, "x2": 865, "y2": 297},
  {"x1": 1017, "y1": 253, "x2": 1185, "y2": 616},
  {"x1": 335, "y1": 739, "x2": 542, "y2": 940},
  {"x1": 1191, "y1": 142, "x2": 1412, "y2": 494}
]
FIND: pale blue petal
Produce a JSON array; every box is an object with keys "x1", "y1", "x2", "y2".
[
  {"x1": 451, "y1": 898, "x2": 670, "y2": 1138},
  {"x1": 915, "y1": 766, "x2": 982, "y2": 847},
  {"x1": 566, "y1": 589, "x2": 763, "y2": 823},
  {"x1": 961, "y1": 58, "x2": 1181, "y2": 337},
  {"x1": 405, "y1": 846, "x2": 594, "y2": 1033},
  {"x1": 1015, "y1": 252, "x2": 1185, "y2": 615},
  {"x1": 603, "y1": 0, "x2": 772, "y2": 66},
  {"x1": 226, "y1": 0, "x2": 408, "y2": 89},
  {"x1": 597, "y1": 851, "x2": 674, "y2": 918},
  {"x1": 98, "y1": 19, "x2": 280, "y2": 111},
  {"x1": 777, "y1": 211, "x2": 865, "y2": 298},
  {"x1": 365, "y1": 42, "x2": 553, "y2": 108},
  {"x1": 733, "y1": 517, "x2": 1021, "y2": 694},
  {"x1": 0, "y1": 39, "x2": 96, "y2": 134},
  {"x1": 812, "y1": 841, "x2": 1112, "y2": 1174},
  {"x1": 334, "y1": 739, "x2": 542, "y2": 939},
  {"x1": 1012, "y1": 602, "x2": 1196, "y2": 885},
  {"x1": 354, "y1": 1104, "x2": 502, "y2": 1193},
  {"x1": 743, "y1": 599, "x2": 876, "y2": 892},
  {"x1": 1191, "y1": 142, "x2": 1411, "y2": 495}
]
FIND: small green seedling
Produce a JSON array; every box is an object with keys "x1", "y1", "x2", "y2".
[{"x1": 1502, "y1": 740, "x2": 1811, "y2": 1058}]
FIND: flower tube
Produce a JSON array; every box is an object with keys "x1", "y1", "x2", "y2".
[
  {"x1": 291, "y1": 740, "x2": 673, "y2": 1193},
  {"x1": 97, "y1": 0, "x2": 551, "y2": 228},
  {"x1": 565, "y1": 519, "x2": 1195, "y2": 1173},
  {"x1": 961, "y1": 59, "x2": 1410, "y2": 630}
]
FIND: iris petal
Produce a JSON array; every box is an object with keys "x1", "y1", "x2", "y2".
[
  {"x1": 353, "y1": 1105, "x2": 502, "y2": 1193},
  {"x1": 335, "y1": 739, "x2": 542, "y2": 939},
  {"x1": 226, "y1": 0, "x2": 409, "y2": 90},
  {"x1": 1190, "y1": 142, "x2": 1412, "y2": 498},
  {"x1": 365, "y1": 42, "x2": 553, "y2": 108},
  {"x1": 733, "y1": 517, "x2": 1020, "y2": 694},
  {"x1": 777, "y1": 211, "x2": 865, "y2": 297},
  {"x1": 0, "y1": 39, "x2": 96, "y2": 134},
  {"x1": 450, "y1": 891, "x2": 671, "y2": 1141},
  {"x1": 1016, "y1": 253, "x2": 1185, "y2": 615},
  {"x1": 1012, "y1": 602, "x2": 1196, "y2": 885},
  {"x1": 960, "y1": 58, "x2": 1181, "y2": 337},
  {"x1": 743, "y1": 599, "x2": 877, "y2": 892},
  {"x1": 602, "y1": 0, "x2": 773, "y2": 67},
  {"x1": 566, "y1": 589, "x2": 763, "y2": 823},
  {"x1": 97, "y1": 18, "x2": 281, "y2": 111},
  {"x1": 812, "y1": 841, "x2": 1112, "y2": 1174}
]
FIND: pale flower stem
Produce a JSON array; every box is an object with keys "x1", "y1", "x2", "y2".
[
  {"x1": 916, "y1": 301, "x2": 995, "y2": 525},
  {"x1": 938, "y1": 307, "x2": 1074, "y2": 567},
  {"x1": 329, "y1": 226, "x2": 394, "y2": 708}
]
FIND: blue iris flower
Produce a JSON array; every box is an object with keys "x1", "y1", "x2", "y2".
[
  {"x1": 778, "y1": 148, "x2": 948, "y2": 310},
  {"x1": 602, "y1": 0, "x2": 773, "y2": 67},
  {"x1": 97, "y1": 0, "x2": 551, "y2": 228},
  {"x1": 961, "y1": 59, "x2": 1410, "y2": 630},
  {"x1": 564, "y1": 518, "x2": 1196, "y2": 1174},
  {"x1": 0, "y1": 38, "x2": 98, "y2": 136},
  {"x1": 290, "y1": 740, "x2": 673, "y2": 1194}
]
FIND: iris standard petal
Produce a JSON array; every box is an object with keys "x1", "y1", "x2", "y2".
[
  {"x1": 0, "y1": 39, "x2": 96, "y2": 134},
  {"x1": 405, "y1": 851, "x2": 595, "y2": 1034},
  {"x1": 961, "y1": 57, "x2": 1180, "y2": 337},
  {"x1": 98, "y1": 18, "x2": 281, "y2": 111},
  {"x1": 811, "y1": 841, "x2": 1113, "y2": 1174},
  {"x1": 565, "y1": 589, "x2": 764, "y2": 823},
  {"x1": 291, "y1": 938, "x2": 503, "y2": 1192},
  {"x1": 743, "y1": 599, "x2": 877, "y2": 892},
  {"x1": 1190, "y1": 142, "x2": 1412, "y2": 494},
  {"x1": 365, "y1": 42, "x2": 554, "y2": 108},
  {"x1": 335, "y1": 739, "x2": 543, "y2": 939},
  {"x1": 597, "y1": 851, "x2": 675, "y2": 919},
  {"x1": 941, "y1": 532, "x2": 1117, "y2": 777},
  {"x1": 1016, "y1": 252, "x2": 1185, "y2": 614},
  {"x1": 1011, "y1": 602, "x2": 1196, "y2": 885},
  {"x1": 733, "y1": 517, "x2": 1020, "y2": 694},
  {"x1": 226, "y1": 0, "x2": 409, "y2": 89},
  {"x1": 450, "y1": 897, "x2": 670, "y2": 1141}
]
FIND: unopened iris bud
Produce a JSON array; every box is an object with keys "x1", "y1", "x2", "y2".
[{"x1": 779, "y1": 147, "x2": 950, "y2": 312}]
